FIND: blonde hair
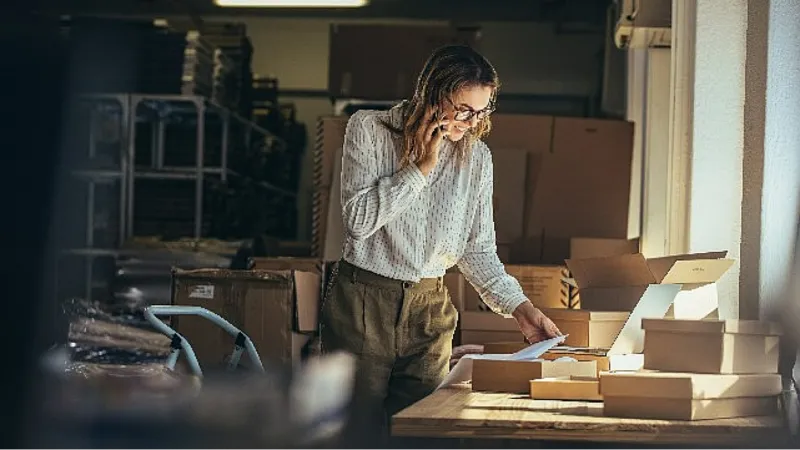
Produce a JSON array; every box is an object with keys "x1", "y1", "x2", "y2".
[{"x1": 382, "y1": 45, "x2": 499, "y2": 167}]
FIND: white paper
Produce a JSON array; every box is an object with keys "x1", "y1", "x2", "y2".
[{"x1": 438, "y1": 335, "x2": 567, "y2": 389}]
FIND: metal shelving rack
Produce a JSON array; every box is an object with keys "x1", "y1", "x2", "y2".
[{"x1": 60, "y1": 92, "x2": 297, "y2": 302}]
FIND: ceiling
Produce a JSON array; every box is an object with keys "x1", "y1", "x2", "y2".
[{"x1": 34, "y1": 0, "x2": 611, "y2": 24}]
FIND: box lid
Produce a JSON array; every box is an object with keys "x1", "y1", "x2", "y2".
[
  {"x1": 600, "y1": 372, "x2": 782, "y2": 399},
  {"x1": 248, "y1": 257, "x2": 323, "y2": 274},
  {"x1": 172, "y1": 268, "x2": 295, "y2": 284},
  {"x1": 641, "y1": 318, "x2": 783, "y2": 336},
  {"x1": 566, "y1": 251, "x2": 733, "y2": 289}
]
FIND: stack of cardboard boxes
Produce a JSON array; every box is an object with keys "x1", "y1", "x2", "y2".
[
  {"x1": 600, "y1": 318, "x2": 783, "y2": 420},
  {"x1": 471, "y1": 251, "x2": 739, "y2": 394}
]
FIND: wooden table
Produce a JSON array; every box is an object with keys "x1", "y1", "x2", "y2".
[{"x1": 392, "y1": 384, "x2": 788, "y2": 447}]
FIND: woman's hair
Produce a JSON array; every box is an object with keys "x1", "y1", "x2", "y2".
[{"x1": 383, "y1": 44, "x2": 499, "y2": 167}]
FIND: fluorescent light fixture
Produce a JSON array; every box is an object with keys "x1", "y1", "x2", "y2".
[{"x1": 214, "y1": 0, "x2": 369, "y2": 7}]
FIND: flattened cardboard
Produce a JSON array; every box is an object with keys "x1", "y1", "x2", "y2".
[
  {"x1": 491, "y1": 150, "x2": 528, "y2": 243},
  {"x1": 642, "y1": 319, "x2": 782, "y2": 374},
  {"x1": 527, "y1": 117, "x2": 634, "y2": 239},
  {"x1": 472, "y1": 359, "x2": 597, "y2": 394},
  {"x1": 483, "y1": 115, "x2": 553, "y2": 154},
  {"x1": 530, "y1": 376, "x2": 602, "y2": 401}
]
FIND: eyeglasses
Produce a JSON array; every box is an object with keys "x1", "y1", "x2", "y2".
[{"x1": 450, "y1": 100, "x2": 496, "y2": 122}]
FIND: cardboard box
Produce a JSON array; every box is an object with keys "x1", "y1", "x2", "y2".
[
  {"x1": 541, "y1": 309, "x2": 628, "y2": 348},
  {"x1": 565, "y1": 251, "x2": 734, "y2": 314},
  {"x1": 570, "y1": 237, "x2": 640, "y2": 259},
  {"x1": 447, "y1": 266, "x2": 572, "y2": 312},
  {"x1": 642, "y1": 318, "x2": 782, "y2": 374},
  {"x1": 530, "y1": 376, "x2": 602, "y2": 401},
  {"x1": 472, "y1": 359, "x2": 597, "y2": 394},
  {"x1": 534, "y1": 256, "x2": 705, "y2": 372},
  {"x1": 505, "y1": 265, "x2": 575, "y2": 309},
  {"x1": 328, "y1": 24, "x2": 480, "y2": 100},
  {"x1": 480, "y1": 343, "x2": 620, "y2": 376},
  {"x1": 461, "y1": 331, "x2": 524, "y2": 346},
  {"x1": 600, "y1": 372, "x2": 782, "y2": 420},
  {"x1": 459, "y1": 311, "x2": 522, "y2": 345},
  {"x1": 171, "y1": 269, "x2": 321, "y2": 368}
]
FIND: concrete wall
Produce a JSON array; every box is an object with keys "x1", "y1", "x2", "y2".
[{"x1": 222, "y1": 17, "x2": 606, "y2": 240}]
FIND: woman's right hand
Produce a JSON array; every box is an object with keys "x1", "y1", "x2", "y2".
[{"x1": 417, "y1": 108, "x2": 450, "y2": 176}]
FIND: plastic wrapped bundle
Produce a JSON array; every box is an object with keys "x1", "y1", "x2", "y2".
[{"x1": 35, "y1": 351, "x2": 356, "y2": 448}]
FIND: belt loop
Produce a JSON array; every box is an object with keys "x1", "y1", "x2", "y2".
[
  {"x1": 437, "y1": 277, "x2": 443, "y2": 292},
  {"x1": 351, "y1": 265, "x2": 359, "y2": 284}
]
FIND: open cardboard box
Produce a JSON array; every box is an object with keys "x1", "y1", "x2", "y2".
[
  {"x1": 543, "y1": 251, "x2": 733, "y2": 372},
  {"x1": 472, "y1": 357, "x2": 597, "y2": 394},
  {"x1": 565, "y1": 251, "x2": 734, "y2": 315}
]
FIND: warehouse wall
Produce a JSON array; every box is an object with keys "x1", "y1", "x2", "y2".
[{"x1": 221, "y1": 17, "x2": 606, "y2": 240}]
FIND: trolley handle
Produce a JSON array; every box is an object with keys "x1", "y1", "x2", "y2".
[{"x1": 143, "y1": 305, "x2": 265, "y2": 378}]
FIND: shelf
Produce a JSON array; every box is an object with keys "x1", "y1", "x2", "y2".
[
  {"x1": 130, "y1": 93, "x2": 287, "y2": 150},
  {"x1": 133, "y1": 167, "x2": 237, "y2": 181},
  {"x1": 71, "y1": 169, "x2": 125, "y2": 180}
]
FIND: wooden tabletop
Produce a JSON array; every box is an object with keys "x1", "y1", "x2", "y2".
[{"x1": 392, "y1": 384, "x2": 787, "y2": 446}]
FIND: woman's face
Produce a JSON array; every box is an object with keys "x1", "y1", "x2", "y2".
[{"x1": 441, "y1": 85, "x2": 494, "y2": 142}]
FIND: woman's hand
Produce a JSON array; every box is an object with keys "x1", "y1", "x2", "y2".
[
  {"x1": 511, "y1": 301, "x2": 562, "y2": 344},
  {"x1": 417, "y1": 108, "x2": 450, "y2": 176}
]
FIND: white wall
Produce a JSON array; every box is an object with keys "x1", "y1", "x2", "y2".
[
  {"x1": 666, "y1": 0, "x2": 800, "y2": 320},
  {"x1": 759, "y1": 0, "x2": 800, "y2": 316},
  {"x1": 225, "y1": 17, "x2": 606, "y2": 240}
]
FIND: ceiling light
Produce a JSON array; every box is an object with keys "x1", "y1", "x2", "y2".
[{"x1": 214, "y1": 0, "x2": 369, "y2": 7}]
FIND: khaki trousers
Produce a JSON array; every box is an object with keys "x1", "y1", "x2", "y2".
[{"x1": 320, "y1": 260, "x2": 458, "y2": 446}]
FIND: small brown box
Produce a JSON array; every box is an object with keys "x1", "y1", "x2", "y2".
[
  {"x1": 472, "y1": 359, "x2": 597, "y2": 394},
  {"x1": 541, "y1": 309, "x2": 628, "y2": 348},
  {"x1": 601, "y1": 371, "x2": 782, "y2": 420},
  {"x1": 530, "y1": 376, "x2": 602, "y2": 401},
  {"x1": 642, "y1": 318, "x2": 782, "y2": 374}
]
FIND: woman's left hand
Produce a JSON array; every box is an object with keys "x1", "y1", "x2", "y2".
[{"x1": 511, "y1": 301, "x2": 562, "y2": 344}]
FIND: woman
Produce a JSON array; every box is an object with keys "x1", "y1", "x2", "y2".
[{"x1": 321, "y1": 45, "x2": 561, "y2": 439}]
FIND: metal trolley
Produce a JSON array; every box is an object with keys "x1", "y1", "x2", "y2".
[{"x1": 143, "y1": 305, "x2": 264, "y2": 378}]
